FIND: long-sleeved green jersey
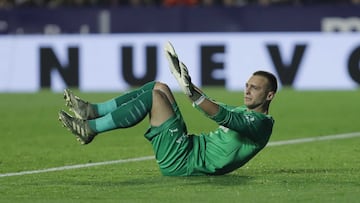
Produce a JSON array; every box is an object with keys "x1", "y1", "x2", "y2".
[
  {"x1": 145, "y1": 102, "x2": 274, "y2": 176},
  {"x1": 187, "y1": 103, "x2": 274, "y2": 175}
]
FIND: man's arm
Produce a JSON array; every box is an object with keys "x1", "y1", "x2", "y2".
[
  {"x1": 164, "y1": 41, "x2": 220, "y2": 116},
  {"x1": 188, "y1": 85, "x2": 219, "y2": 117}
]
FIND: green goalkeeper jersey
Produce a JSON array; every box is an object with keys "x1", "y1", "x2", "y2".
[{"x1": 188, "y1": 103, "x2": 274, "y2": 175}]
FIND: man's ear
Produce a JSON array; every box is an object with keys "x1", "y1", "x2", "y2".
[{"x1": 266, "y1": 91, "x2": 275, "y2": 101}]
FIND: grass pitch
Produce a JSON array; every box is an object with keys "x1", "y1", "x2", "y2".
[{"x1": 0, "y1": 88, "x2": 359, "y2": 202}]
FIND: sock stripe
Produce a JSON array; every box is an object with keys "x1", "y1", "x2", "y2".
[
  {"x1": 139, "y1": 100, "x2": 147, "y2": 112},
  {"x1": 134, "y1": 106, "x2": 142, "y2": 117},
  {"x1": 125, "y1": 118, "x2": 131, "y2": 125},
  {"x1": 119, "y1": 120, "x2": 125, "y2": 127},
  {"x1": 130, "y1": 111, "x2": 136, "y2": 121}
]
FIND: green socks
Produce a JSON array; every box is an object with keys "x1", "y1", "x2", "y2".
[
  {"x1": 92, "y1": 81, "x2": 156, "y2": 117},
  {"x1": 88, "y1": 85, "x2": 154, "y2": 133}
]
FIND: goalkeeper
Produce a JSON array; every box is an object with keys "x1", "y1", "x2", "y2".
[{"x1": 58, "y1": 42, "x2": 278, "y2": 176}]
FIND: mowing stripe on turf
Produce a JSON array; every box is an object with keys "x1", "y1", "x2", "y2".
[{"x1": 1, "y1": 131, "x2": 359, "y2": 178}]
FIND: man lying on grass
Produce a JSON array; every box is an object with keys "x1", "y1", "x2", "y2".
[{"x1": 59, "y1": 42, "x2": 278, "y2": 176}]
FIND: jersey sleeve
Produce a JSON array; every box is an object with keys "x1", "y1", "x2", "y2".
[{"x1": 193, "y1": 102, "x2": 274, "y2": 145}]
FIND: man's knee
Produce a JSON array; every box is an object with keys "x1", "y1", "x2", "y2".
[
  {"x1": 151, "y1": 89, "x2": 174, "y2": 126},
  {"x1": 152, "y1": 89, "x2": 168, "y2": 101},
  {"x1": 153, "y1": 82, "x2": 176, "y2": 104},
  {"x1": 154, "y1": 82, "x2": 171, "y2": 94}
]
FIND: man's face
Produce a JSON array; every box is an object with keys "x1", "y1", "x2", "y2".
[{"x1": 244, "y1": 75, "x2": 273, "y2": 110}]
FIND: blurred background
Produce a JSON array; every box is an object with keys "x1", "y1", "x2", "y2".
[
  {"x1": 0, "y1": 0, "x2": 359, "y2": 92},
  {"x1": 1, "y1": 2, "x2": 360, "y2": 201},
  {"x1": 0, "y1": 0, "x2": 359, "y2": 10},
  {"x1": 1, "y1": 0, "x2": 360, "y2": 33}
]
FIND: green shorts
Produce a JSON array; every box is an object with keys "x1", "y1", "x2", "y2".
[{"x1": 144, "y1": 114, "x2": 193, "y2": 176}]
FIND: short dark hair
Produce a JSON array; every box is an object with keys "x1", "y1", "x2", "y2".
[{"x1": 253, "y1": 71, "x2": 278, "y2": 93}]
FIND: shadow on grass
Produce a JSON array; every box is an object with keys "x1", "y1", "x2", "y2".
[
  {"x1": 41, "y1": 174, "x2": 253, "y2": 188},
  {"x1": 265, "y1": 167, "x2": 357, "y2": 175},
  {"x1": 255, "y1": 167, "x2": 360, "y2": 187},
  {"x1": 115, "y1": 174, "x2": 253, "y2": 187}
]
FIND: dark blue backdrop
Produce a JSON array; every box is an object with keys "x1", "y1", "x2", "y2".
[{"x1": 0, "y1": 5, "x2": 359, "y2": 34}]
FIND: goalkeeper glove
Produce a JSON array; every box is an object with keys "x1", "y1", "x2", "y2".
[{"x1": 164, "y1": 41, "x2": 193, "y2": 96}]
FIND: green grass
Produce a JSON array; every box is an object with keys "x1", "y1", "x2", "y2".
[{"x1": 0, "y1": 88, "x2": 359, "y2": 202}]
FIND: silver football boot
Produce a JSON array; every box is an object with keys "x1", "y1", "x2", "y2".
[
  {"x1": 63, "y1": 89, "x2": 97, "y2": 120},
  {"x1": 58, "y1": 110, "x2": 97, "y2": 145}
]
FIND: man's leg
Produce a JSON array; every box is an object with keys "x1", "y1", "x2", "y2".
[
  {"x1": 93, "y1": 81, "x2": 156, "y2": 117},
  {"x1": 149, "y1": 82, "x2": 178, "y2": 126},
  {"x1": 64, "y1": 81, "x2": 156, "y2": 119},
  {"x1": 89, "y1": 82, "x2": 176, "y2": 132},
  {"x1": 59, "y1": 82, "x2": 176, "y2": 144},
  {"x1": 144, "y1": 82, "x2": 191, "y2": 176}
]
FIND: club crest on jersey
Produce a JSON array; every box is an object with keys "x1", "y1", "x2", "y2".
[
  {"x1": 176, "y1": 133, "x2": 188, "y2": 144},
  {"x1": 169, "y1": 128, "x2": 178, "y2": 136},
  {"x1": 219, "y1": 125, "x2": 229, "y2": 132},
  {"x1": 245, "y1": 114, "x2": 255, "y2": 123}
]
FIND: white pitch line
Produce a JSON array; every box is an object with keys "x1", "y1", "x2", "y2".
[
  {"x1": 267, "y1": 131, "x2": 360, "y2": 146},
  {"x1": 1, "y1": 132, "x2": 359, "y2": 178},
  {"x1": 0, "y1": 156, "x2": 155, "y2": 178}
]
